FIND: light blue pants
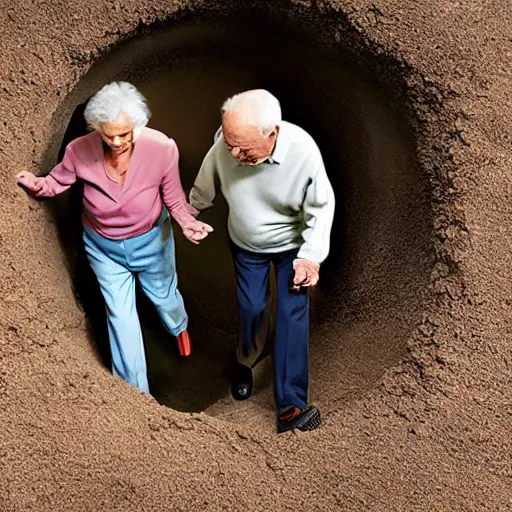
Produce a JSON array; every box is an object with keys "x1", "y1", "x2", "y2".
[{"x1": 82, "y1": 212, "x2": 188, "y2": 393}]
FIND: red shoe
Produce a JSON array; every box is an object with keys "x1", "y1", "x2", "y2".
[{"x1": 176, "y1": 330, "x2": 192, "y2": 357}]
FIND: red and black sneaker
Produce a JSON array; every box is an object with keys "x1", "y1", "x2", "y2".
[{"x1": 277, "y1": 405, "x2": 322, "y2": 434}]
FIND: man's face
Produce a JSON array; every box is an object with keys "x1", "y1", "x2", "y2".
[
  {"x1": 222, "y1": 112, "x2": 278, "y2": 166},
  {"x1": 99, "y1": 115, "x2": 135, "y2": 156}
]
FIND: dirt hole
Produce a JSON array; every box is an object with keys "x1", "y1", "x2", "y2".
[{"x1": 44, "y1": 21, "x2": 433, "y2": 415}]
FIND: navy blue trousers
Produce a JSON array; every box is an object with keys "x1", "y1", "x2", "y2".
[{"x1": 230, "y1": 241, "x2": 309, "y2": 410}]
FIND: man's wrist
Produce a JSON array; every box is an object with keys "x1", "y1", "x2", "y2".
[{"x1": 293, "y1": 258, "x2": 320, "y2": 270}]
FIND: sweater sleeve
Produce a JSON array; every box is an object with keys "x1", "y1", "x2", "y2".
[
  {"x1": 31, "y1": 145, "x2": 78, "y2": 197},
  {"x1": 161, "y1": 139, "x2": 198, "y2": 225},
  {"x1": 297, "y1": 163, "x2": 335, "y2": 264},
  {"x1": 189, "y1": 147, "x2": 219, "y2": 212}
]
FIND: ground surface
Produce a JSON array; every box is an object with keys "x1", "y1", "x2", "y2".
[{"x1": 1, "y1": 1, "x2": 511, "y2": 511}]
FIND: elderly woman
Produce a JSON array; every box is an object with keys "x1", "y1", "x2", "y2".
[{"x1": 17, "y1": 81, "x2": 212, "y2": 393}]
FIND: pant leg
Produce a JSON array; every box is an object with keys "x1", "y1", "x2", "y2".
[
  {"x1": 272, "y1": 249, "x2": 309, "y2": 410},
  {"x1": 230, "y1": 241, "x2": 271, "y2": 368},
  {"x1": 83, "y1": 229, "x2": 149, "y2": 393},
  {"x1": 129, "y1": 216, "x2": 188, "y2": 337}
]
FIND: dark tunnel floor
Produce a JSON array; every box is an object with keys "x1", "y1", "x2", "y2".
[{"x1": 48, "y1": 22, "x2": 433, "y2": 423}]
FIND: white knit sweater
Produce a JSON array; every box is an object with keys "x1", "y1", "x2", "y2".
[{"x1": 189, "y1": 121, "x2": 335, "y2": 264}]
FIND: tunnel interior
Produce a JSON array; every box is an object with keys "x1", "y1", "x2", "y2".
[{"x1": 44, "y1": 20, "x2": 434, "y2": 416}]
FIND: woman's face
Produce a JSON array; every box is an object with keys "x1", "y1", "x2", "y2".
[{"x1": 99, "y1": 115, "x2": 135, "y2": 156}]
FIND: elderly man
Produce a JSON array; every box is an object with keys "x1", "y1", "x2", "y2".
[{"x1": 190, "y1": 89, "x2": 335, "y2": 433}]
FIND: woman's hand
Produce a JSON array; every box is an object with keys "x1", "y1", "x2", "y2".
[
  {"x1": 180, "y1": 218, "x2": 214, "y2": 244},
  {"x1": 16, "y1": 171, "x2": 44, "y2": 195}
]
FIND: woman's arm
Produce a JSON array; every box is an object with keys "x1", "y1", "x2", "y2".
[
  {"x1": 16, "y1": 145, "x2": 78, "y2": 197},
  {"x1": 161, "y1": 139, "x2": 213, "y2": 244}
]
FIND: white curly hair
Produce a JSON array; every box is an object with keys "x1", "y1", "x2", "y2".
[
  {"x1": 221, "y1": 89, "x2": 281, "y2": 134},
  {"x1": 84, "y1": 82, "x2": 151, "y2": 140}
]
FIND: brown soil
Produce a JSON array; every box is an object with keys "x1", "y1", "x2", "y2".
[{"x1": 1, "y1": 1, "x2": 511, "y2": 511}]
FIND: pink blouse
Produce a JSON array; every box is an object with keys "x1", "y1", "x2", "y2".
[{"x1": 32, "y1": 127, "x2": 195, "y2": 239}]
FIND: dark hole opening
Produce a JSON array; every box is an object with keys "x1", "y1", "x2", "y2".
[{"x1": 46, "y1": 21, "x2": 433, "y2": 418}]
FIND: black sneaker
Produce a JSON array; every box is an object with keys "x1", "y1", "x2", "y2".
[
  {"x1": 230, "y1": 363, "x2": 253, "y2": 401},
  {"x1": 277, "y1": 405, "x2": 321, "y2": 434}
]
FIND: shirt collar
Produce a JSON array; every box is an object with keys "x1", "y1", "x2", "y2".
[{"x1": 267, "y1": 123, "x2": 288, "y2": 164}]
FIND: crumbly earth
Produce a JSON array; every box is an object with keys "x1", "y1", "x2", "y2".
[{"x1": 1, "y1": 1, "x2": 511, "y2": 511}]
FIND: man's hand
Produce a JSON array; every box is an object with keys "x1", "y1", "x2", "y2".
[
  {"x1": 16, "y1": 171, "x2": 44, "y2": 195},
  {"x1": 292, "y1": 258, "x2": 320, "y2": 291},
  {"x1": 180, "y1": 218, "x2": 213, "y2": 244}
]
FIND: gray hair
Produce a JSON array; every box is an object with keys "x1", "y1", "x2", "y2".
[
  {"x1": 83, "y1": 82, "x2": 151, "y2": 140},
  {"x1": 221, "y1": 89, "x2": 281, "y2": 134}
]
